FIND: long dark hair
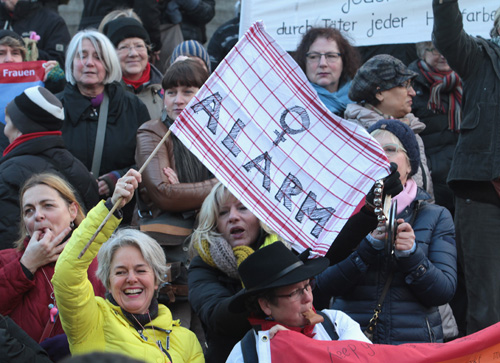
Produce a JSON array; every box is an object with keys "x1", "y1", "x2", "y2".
[{"x1": 162, "y1": 59, "x2": 211, "y2": 183}]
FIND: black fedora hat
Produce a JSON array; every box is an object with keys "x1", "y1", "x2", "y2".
[{"x1": 228, "y1": 243, "x2": 329, "y2": 313}]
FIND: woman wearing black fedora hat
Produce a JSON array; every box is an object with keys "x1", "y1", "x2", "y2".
[{"x1": 226, "y1": 242, "x2": 370, "y2": 362}]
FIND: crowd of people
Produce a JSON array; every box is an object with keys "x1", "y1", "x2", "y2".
[{"x1": 0, "y1": 0, "x2": 498, "y2": 361}]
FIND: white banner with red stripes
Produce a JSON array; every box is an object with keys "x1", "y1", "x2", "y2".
[{"x1": 170, "y1": 21, "x2": 390, "y2": 256}]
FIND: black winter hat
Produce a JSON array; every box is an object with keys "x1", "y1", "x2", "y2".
[
  {"x1": 6, "y1": 86, "x2": 64, "y2": 134},
  {"x1": 0, "y1": 29, "x2": 24, "y2": 45},
  {"x1": 368, "y1": 119, "x2": 420, "y2": 177},
  {"x1": 102, "y1": 17, "x2": 150, "y2": 48},
  {"x1": 349, "y1": 54, "x2": 417, "y2": 103},
  {"x1": 228, "y1": 243, "x2": 329, "y2": 313}
]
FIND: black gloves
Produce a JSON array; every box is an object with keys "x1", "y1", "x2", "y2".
[{"x1": 366, "y1": 162, "x2": 403, "y2": 209}]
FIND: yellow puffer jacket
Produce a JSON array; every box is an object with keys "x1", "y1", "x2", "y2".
[{"x1": 53, "y1": 201, "x2": 204, "y2": 362}]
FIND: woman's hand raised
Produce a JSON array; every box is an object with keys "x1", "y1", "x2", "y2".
[{"x1": 111, "y1": 169, "x2": 142, "y2": 208}]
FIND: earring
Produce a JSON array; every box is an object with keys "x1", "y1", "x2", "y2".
[{"x1": 70, "y1": 221, "x2": 75, "y2": 229}]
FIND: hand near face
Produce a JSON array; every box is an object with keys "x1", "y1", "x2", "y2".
[
  {"x1": 394, "y1": 218, "x2": 415, "y2": 251},
  {"x1": 20, "y1": 226, "x2": 72, "y2": 274},
  {"x1": 162, "y1": 167, "x2": 179, "y2": 184},
  {"x1": 111, "y1": 169, "x2": 142, "y2": 208}
]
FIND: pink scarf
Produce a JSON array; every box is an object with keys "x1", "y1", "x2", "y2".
[{"x1": 393, "y1": 179, "x2": 418, "y2": 215}]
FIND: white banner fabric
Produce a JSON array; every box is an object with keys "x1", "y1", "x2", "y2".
[
  {"x1": 240, "y1": 0, "x2": 497, "y2": 51},
  {"x1": 170, "y1": 21, "x2": 391, "y2": 256}
]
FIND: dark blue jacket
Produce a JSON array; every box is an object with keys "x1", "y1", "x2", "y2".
[{"x1": 315, "y1": 188, "x2": 457, "y2": 344}]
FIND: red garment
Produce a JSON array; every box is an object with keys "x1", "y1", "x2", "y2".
[
  {"x1": 247, "y1": 307, "x2": 320, "y2": 339},
  {"x1": 0, "y1": 240, "x2": 105, "y2": 343},
  {"x1": 3, "y1": 131, "x2": 62, "y2": 157},
  {"x1": 122, "y1": 62, "x2": 151, "y2": 90}
]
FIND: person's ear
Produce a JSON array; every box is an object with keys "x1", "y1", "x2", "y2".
[
  {"x1": 375, "y1": 91, "x2": 384, "y2": 103},
  {"x1": 68, "y1": 202, "x2": 78, "y2": 222},
  {"x1": 258, "y1": 297, "x2": 272, "y2": 317}
]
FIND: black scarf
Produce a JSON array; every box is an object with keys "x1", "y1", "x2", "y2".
[{"x1": 107, "y1": 292, "x2": 159, "y2": 330}]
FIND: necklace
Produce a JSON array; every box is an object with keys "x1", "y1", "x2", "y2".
[
  {"x1": 41, "y1": 268, "x2": 59, "y2": 323},
  {"x1": 131, "y1": 312, "x2": 172, "y2": 359}
]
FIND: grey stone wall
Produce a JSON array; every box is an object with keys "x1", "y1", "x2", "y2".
[{"x1": 58, "y1": 0, "x2": 238, "y2": 46}]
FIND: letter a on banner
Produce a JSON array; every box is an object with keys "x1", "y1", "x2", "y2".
[{"x1": 170, "y1": 21, "x2": 391, "y2": 257}]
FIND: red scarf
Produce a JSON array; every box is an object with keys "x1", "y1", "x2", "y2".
[
  {"x1": 122, "y1": 62, "x2": 151, "y2": 90},
  {"x1": 247, "y1": 307, "x2": 320, "y2": 338},
  {"x1": 3, "y1": 131, "x2": 62, "y2": 157}
]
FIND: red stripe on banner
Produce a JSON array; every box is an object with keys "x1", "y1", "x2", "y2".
[
  {"x1": 270, "y1": 323, "x2": 500, "y2": 363},
  {"x1": 0, "y1": 61, "x2": 46, "y2": 84}
]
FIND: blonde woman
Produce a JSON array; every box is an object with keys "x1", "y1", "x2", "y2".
[{"x1": 188, "y1": 182, "x2": 280, "y2": 363}]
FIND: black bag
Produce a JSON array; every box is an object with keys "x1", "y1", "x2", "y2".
[{"x1": 137, "y1": 198, "x2": 195, "y2": 304}]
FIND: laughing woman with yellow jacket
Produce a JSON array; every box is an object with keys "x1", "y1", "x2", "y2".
[{"x1": 52, "y1": 169, "x2": 204, "y2": 362}]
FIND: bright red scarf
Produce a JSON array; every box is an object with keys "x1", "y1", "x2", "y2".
[
  {"x1": 122, "y1": 62, "x2": 151, "y2": 90},
  {"x1": 247, "y1": 307, "x2": 320, "y2": 338},
  {"x1": 3, "y1": 131, "x2": 62, "y2": 157}
]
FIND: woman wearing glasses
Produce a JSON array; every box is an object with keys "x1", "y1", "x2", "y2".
[
  {"x1": 294, "y1": 27, "x2": 361, "y2": 116},
  {"x1": 408, "y1": 43, "x2": 461, "y2": 216},
  {"x1": 58, "y1": 29, "x2": 150, "y2": 224},
  {"x1": 315, "y1": 119, "x2": 456, "y2": 345},
  {"x1": 102, "y1": 15, "x2": 164, "y2": 120},
  {"x1": 345, "y1": 54, "x2": 433, "y2": 199}
]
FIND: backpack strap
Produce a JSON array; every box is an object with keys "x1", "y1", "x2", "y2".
[
  {"x1": 241, "y1": 329, "x2": 258, "y2": 363},
  {"x1": 317, "y1": 310, "x2": 339, "y2": 341}
]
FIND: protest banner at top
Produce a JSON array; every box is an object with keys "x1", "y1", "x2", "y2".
[
  {"x1": 239, "y1": 0, "x2": 497, "y2": 51},
  {"x1": 170, "y1": 21, "x2": 390, "y2": 257}
]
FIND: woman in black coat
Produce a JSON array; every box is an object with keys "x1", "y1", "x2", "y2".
[{"x1": 58, "y1": 30, "x2": 150, "y2": 223}]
